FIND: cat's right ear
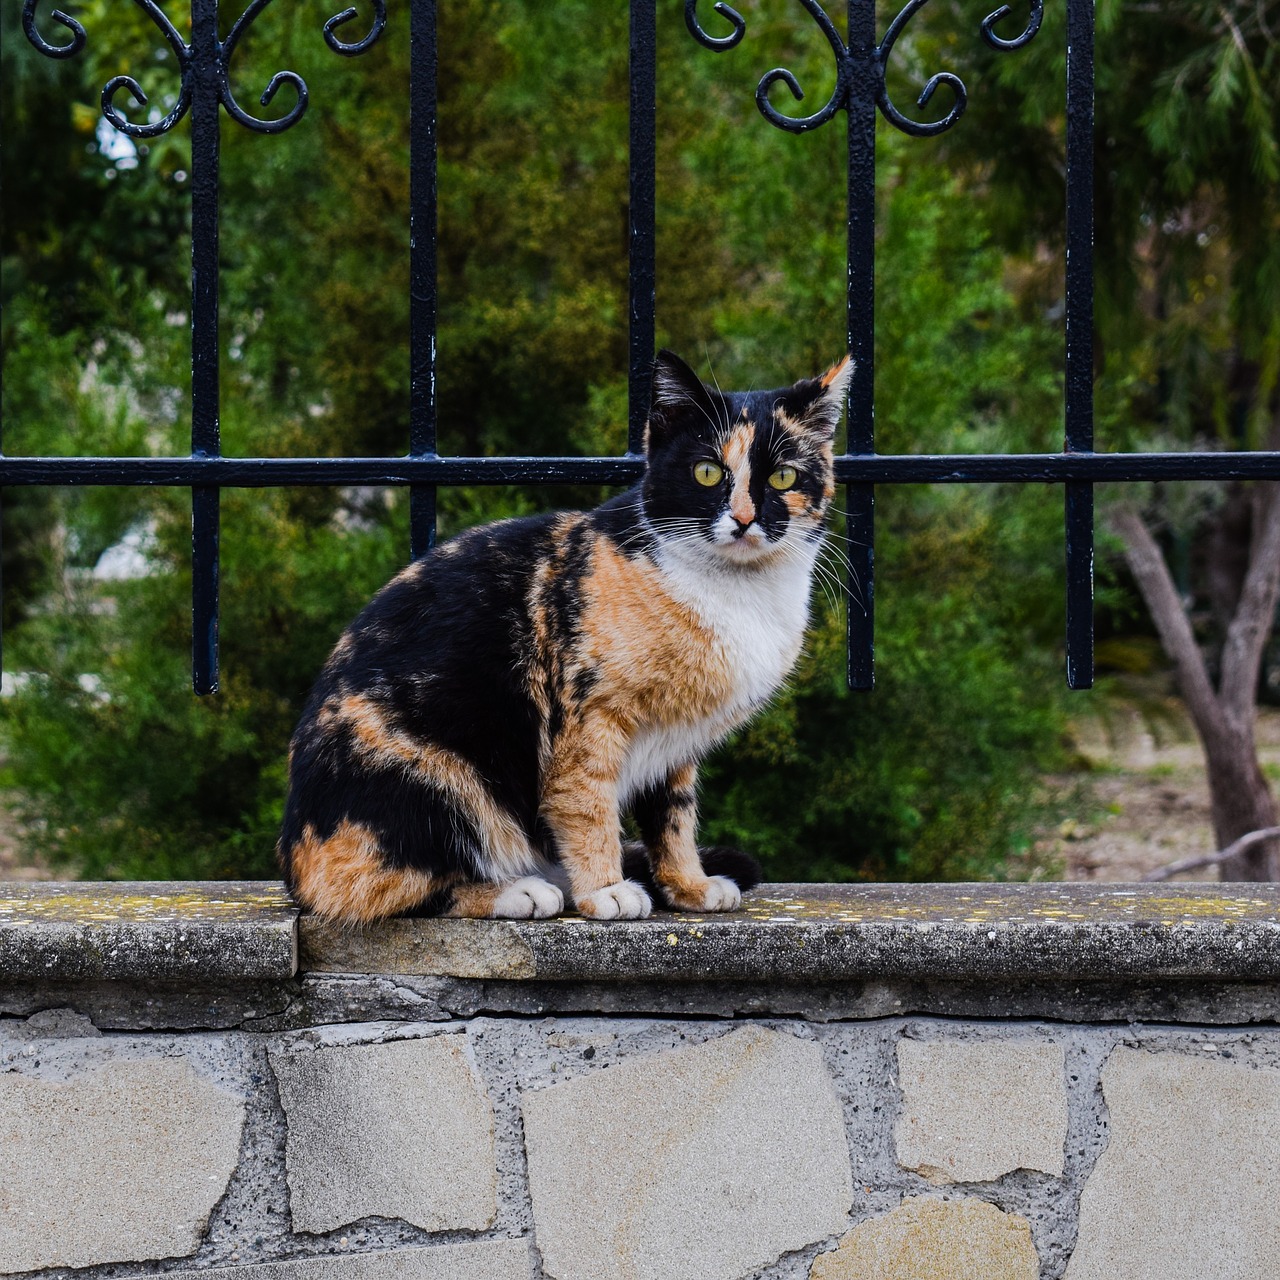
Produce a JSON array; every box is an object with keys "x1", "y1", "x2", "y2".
[{"x1": 646, "y1": 350, "x2": 712, "y2": 452}]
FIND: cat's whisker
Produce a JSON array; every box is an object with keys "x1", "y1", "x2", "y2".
[
  {"x1": 809, "y1": 562, "x2": 842, "y2": 617},
  {"x1": 810, "y1": 539, "x2": 866, "y2": 608},
  {"x1": 812, "y1": 530, "x2": 869, "y2": 575},
  {"x1": 702, "y1": 348, "x2": 734, "y2": 437},
  {"x1": 820, "y1": 507, "x2": 874, "y2": 547},
  {"x1": 817, "y1": 541, "x2": 858, "y2": 578},
  {"x1": 774, "y1": 538, "x2": 859, "y2": 615},
  {"x1": 819, "y1": 570, "x2": 856, "y2": 618}
]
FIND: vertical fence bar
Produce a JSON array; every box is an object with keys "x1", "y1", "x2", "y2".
[
  {"x1": 409, "y1": 0, "x2": 439, "y2": 557},
  {"x1": 1064, "y1": 0, "x2": 1095, "y2": 689},
  {"x1": 845, "y1": 0, "x2": 876, "y2": 690},
  {"x1": 190, "y1": 0, "x2": 221, "y2": 694},
  {"x1": 628, "y1": 0, "x2": 657, "y2": 455}
]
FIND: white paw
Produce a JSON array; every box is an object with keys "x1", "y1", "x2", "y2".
[
  {"x1": 491, "y1": 876, "x2": 565, "y2": 919},
  {"x1": 577, "y1": 881, "x2": 653, "y2": 920},
  {"x1": 699, "y1": 875, "x2": 741, "y2": 912}
]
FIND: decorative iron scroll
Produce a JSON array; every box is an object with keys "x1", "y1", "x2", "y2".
[
  {"x1": 22, "y1": 0, "x2": 387, "y2": 136},
  {"x1": 686, "y1": 0, "x2": 1043, "y2": 136}
]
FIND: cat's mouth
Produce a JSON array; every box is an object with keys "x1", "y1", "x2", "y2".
[{"x1": 713, "y1": 528, "x2": 777, "y2": 563}]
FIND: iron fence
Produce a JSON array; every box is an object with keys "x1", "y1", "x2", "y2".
[{"x1": 8, "y1": 0, "x2": 1280, "y2": 695}]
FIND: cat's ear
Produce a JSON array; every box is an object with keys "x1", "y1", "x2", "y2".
[
  {"x1": 789, "y1": 354, "x2": 853, "y2": 443},
  {"x1": 646, "y1": 350, "x2": 713, "y2": 451}
]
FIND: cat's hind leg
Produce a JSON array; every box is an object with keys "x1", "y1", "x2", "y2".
[
  {"x1": 284, "y1": 819, "x2": 445, "y2": 923},
  {"x1": 444, "y1": 877, "x2": 565, "y2": 919},
  {"x1": 285, "y1": 824, "x2": 564, "y2": 921}
]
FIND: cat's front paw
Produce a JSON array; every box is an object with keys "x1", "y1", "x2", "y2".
[
  {"x1": 491, "y1": 876, "x2": 565, "y2": 919},
  {"x1": 662, "y1": 874, "x2": 742, "y2": 912},
  {"x1": 577, "y1": 881, "x2": 653, "y2": 920}
]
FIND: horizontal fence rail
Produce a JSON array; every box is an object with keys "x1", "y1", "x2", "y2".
[
  {"x1": 7, "y1": 0, "x2": 1277, "y2": 696},
  {"x1": 5, "y1": 454, "x2": 1280, "y2": 487}
]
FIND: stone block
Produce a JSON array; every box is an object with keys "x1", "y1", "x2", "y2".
[
  {"x1": 0, "y1": 1056, "x2": 244, "y2": 1272},
  {"x1": 118, "y1": 1240, "x2": 532, "y2": 1280},
  {"x1": 269, "y1": 1033, "x2": 497, "y2": 1235},
  {"x1": 1065, "y1": 1046, "x2": 1280, "y2": 1279},
  {"x1": 810, "y1": 1197, "x2": 1039, "y2": 1279},
  {"x1": 521, "y1": 1025, "x2": 852, "y2": 1280},
  {"x1": 894, "y1": 1038, "x2": 1067, "y2": 1182}
]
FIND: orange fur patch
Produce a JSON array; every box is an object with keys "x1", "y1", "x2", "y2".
[
  {"x1": 820, "y1": 354, "x2": 852, "y2": 389},
  {"x1": 444, "y1": 882, "x2": 511, "y2": 917},
  {"x1": 290, "y1": 819, "x2": 440, "y2": 923},
  {"x1": 782, "y1": 488, "x2": 821, "y2": 520},
  {"x1": 539, "y1": 711, "x2": 630, "y2": 902},
  {"x1": 722, "y1": 422, "x2": 757, "y2": 526},
  {"x1": 577, "y1": 537, "x2": 733, "y2": 724}
]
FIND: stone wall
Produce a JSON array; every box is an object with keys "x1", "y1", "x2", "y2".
[{"x1": 3, "y1": 881, "x2": 1279, "y2": 1280}]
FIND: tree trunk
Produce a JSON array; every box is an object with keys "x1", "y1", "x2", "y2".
[
  {"x1": 1112, "y1": 500, "x2": 1280, "y2": 882},
  {"x1": 1201, "y1": 725, "x2": 1279, "y2": 879}
]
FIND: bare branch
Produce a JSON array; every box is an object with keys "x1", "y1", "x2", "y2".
[
  {"x1": 1141, "y1": 826, "x2": 1280, "y2": 881},
  {"x1": 1110, "y1": 507, "x2": 1224, "y2": 744},
  {"x1": 1220, "y1": 482, "x2": 1280, "y2": 726}
]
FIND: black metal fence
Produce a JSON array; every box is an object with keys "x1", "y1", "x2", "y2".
[{"x1": 8, "y1": 0, "x2": 1280, "y2": 696}]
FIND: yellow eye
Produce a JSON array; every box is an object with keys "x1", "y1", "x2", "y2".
[
  {"x1": 768, "y1": 465, "x2": 798, "y2": 491},
  {"x1": 693, "y1": 461, "x2": 724, "y2": 487}
]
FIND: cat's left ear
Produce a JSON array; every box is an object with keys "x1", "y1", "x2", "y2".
[
  {"x1": 791, "y1": 355, "x2": 853, "y2": 443},
  {"x1": 646, "y1": 349, "x2": 717, "y2": 452}
]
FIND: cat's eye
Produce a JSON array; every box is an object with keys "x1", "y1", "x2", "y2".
[
  {"x1": 693, "y1": 461, "x2": 724, "y2": 487},
  {"x1": 768, "y1": 465, "x2": 798, "y2": 491}
]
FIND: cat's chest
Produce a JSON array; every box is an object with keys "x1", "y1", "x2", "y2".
[
  {"x1": 688, "y1": 575, "x2": 807, "y2": 709},
  {"x1": 616, "y1": 553, "x2": 811, "y2": 799}
]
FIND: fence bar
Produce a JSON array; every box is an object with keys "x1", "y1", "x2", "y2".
[
  {"x1": 408, "y1": 0, "x2": 439, "y2": 558},
  {"x1": 190, "y1": 0, "x2": 221, "y2": 694},
  {"x1": 845, "y1": 0, "x2": 876, "y2": 690},
  {"x1": 628, "y1": 0, "x2": 657, "y2": 455},
  {"x1": 4, "y1": 452, "x2": 1280, "y2": 487},
  {"x1": 1064, "y1": 0, "x2": 1095, "y2": 689}
]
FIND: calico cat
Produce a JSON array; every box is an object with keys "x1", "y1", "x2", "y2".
[{"x1": 278, "y1": 349, "x2": 851, "y2": 923}]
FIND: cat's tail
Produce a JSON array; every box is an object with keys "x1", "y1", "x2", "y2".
[{"x1": 621, "y1": 842, "x2": 764, "y2": 897}]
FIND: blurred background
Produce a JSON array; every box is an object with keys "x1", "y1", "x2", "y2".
[{"x1": 1, "y1": 0, "x2": 1277, "y2": 884}]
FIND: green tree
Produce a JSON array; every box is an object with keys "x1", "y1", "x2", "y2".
[{"x1": 3, "y1": 0, "x2": 1070, "y2": 882}]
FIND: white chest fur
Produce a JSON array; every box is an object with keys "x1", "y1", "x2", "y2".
[{"x1": 617, "y1": 541, "x2": 816, "y2": 801}]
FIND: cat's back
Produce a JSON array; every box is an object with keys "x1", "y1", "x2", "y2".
[
  {"x1": 289, "y1": 512, "x2": 570, "y2": 790},
  {"x1": 330, "y1": 513, "x2": 563, "y2": 677}
]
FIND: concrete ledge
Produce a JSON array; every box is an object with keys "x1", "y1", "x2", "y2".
[
  {"x1": 302, "y1": 883, "x2": 1280, "y2": 983},
  {"x1": 2, "y1": 881, "x2": 1279, "y2": 987},
  {"x1": 0, "y1": 882, "x2": 297, "y2": 982}
]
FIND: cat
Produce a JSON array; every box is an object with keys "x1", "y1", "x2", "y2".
[{"x1": 278, "y1": 348, "x2": 851, "y2": 924}]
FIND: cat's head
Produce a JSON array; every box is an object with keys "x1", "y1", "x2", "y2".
[{"x1": 642, "y1": 349, "x2": 851, "y2": 567}]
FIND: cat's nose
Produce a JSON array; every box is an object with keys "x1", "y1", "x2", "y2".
[{"x1": 730, "y1": 518, "x2": 752, "y2": 539}]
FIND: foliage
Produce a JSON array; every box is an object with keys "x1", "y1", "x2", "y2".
[
  {"x1": 8, "y1": 0, "x2": 1200, "y2": 883},
  {"x1": 928, "y1": 0, "x2": 1280, "y2": 449}
]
